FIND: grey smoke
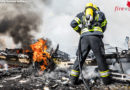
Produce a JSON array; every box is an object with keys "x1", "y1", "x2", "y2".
[
  {"x1": 0, "y1": 1, "x2": 44, "y2": 49},
  {"x1": 0, "y1": 0, "x2": 129, "y2": 55},
  {"x1": 0, "y1": 0, "x2": 129, "y2": 77},
  {"x1": 0, "y1": 14, "x2": 41, "y2": 49}
]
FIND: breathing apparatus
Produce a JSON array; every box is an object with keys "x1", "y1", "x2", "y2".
[{"x1": 83, "y1": 3, "x2": 96, "y2": 28}]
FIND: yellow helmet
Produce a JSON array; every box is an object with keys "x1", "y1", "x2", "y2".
[
  {"x1": 93, "y1": 5, "x2": 98, "y2": 10},
  {"x1": 86, "y1": 3, "x2": 93, "y2": 7}
]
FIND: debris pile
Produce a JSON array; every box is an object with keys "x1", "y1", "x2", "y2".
[
  {"x1": 0, "y1": 38, "x2": 130, "y2": 90},
  {"x1": 0, "y1": 66, "x2": 130, "y2": 90}
]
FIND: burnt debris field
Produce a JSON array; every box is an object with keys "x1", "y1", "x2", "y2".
[
  {"x1": 0, "y1": 39, "x2": 130, "y2": 90},
  {"x1": 0, "y1": 66, "x2": 130, "y2": 90}
]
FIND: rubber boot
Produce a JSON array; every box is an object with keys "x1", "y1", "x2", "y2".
[
  {"x1": 101, "y1": 76, "x2": 112, "y2": 85},
  {"x1": 69, "y1": 75, "x2": 79, "y2": 85}
]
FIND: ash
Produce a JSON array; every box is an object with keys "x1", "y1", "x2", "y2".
[
  {"x1": 0, "y1": 67, "x2": 83, "y2": 90},
  {"x1": 0, "y1": 66, "x2": 130, "y2": 90}
]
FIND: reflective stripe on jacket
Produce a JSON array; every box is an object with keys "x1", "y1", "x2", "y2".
[{"x1": 70, "y1": 11, "x2": 107, "y2": 36}]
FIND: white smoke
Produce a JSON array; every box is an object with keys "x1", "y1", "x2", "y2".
[
  {"x1": 35, "y1": 0, "x2": 130, "y2": 76},
  {"x1": 126, "y1": 69, "x2": 130, "y2": 75},
  {"x1": 82, "y1": 66, "x2": 100, "y2": 79},
  {"x1": 35, "y1": 0, "x2": 130, "y2": 57},
  {"x1": 0, "y1": 60, "x2": 8, "y2": 71}
]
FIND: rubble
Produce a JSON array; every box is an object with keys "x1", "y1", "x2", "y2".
[
  {"x1": 0, "y1": 65, "x2": 129, "y2": 90},
  {"x1": 0, "y1": 39, "x2": 130, "y2": 90}
]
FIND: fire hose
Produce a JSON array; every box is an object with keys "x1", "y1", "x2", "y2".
[{"x1": 78, "y1": 37, "x2": 91, "y2": 90}]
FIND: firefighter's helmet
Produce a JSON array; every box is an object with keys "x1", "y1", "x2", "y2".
[
  {"x1": 86, "y1": 3, "x2": 93, "y2": 7},
  {"x1": 93, "y1": 5, "x2": 98, "y2": 10}
]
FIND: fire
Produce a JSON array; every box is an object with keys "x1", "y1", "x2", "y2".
[
  {"x1": 30, "y1": 39, "x2": 51, "y2": 71},
  {"x1": 16, "y1": 49, "x2": 30, "y2": 54}
]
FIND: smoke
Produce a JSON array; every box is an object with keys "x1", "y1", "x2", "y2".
[
  {"x1": 0, "y1": 0, "x2": 129, "y2": 55},
  {"x1": 1, "y1": 0, "x2": 129, "y2": 55},
  {"x1": 82, "y1": 66, "x2": 100, "y2": 79},
  {"x1": 0, "y1": 39, "x2": 6, "y2": 49},
  {"x1": 37, "y1": 67, "x2": 70, "y2": 81},
  {"x1": 39, "y1": 0, "x2": 130, "y2": 76},
  {"x1": 42, "y1": 0, "x2": 52, "y2": 5},
  {"x1": 0, "y1": 60, "x2": 8, "y2": 71},
  {"x1": 0, "y1": 1, "x2": 44, "y2": 49},
  {"x1": 126, "y1": 69, "x2": 130, "y2": 75},
  {"x1": 38, "y1": 0, "x2": 130, "y2": 57},
  {"x1": 0, "y1": 14, "x2": 41, "y2": 48}
]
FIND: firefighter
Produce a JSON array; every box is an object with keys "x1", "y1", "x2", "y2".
[{"x1": 70, "y1": 3, "x2": 111, "y2": 85}]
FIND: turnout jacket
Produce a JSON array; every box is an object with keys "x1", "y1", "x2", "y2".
[{"x1": 70, "y1": 11, "x2": 107, "y2": 37}]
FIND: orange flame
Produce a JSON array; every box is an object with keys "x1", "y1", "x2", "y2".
[
  {"x1": 30, "y1": 39, "x2": 51, "y2": 71},
  {"x1": 16, "y1": 49, "x2": 30, "y2": 54}
]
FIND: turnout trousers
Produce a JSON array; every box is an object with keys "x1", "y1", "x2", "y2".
[{"x1": 70, "y1": 35, "x2": 111, "y2": 84}]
